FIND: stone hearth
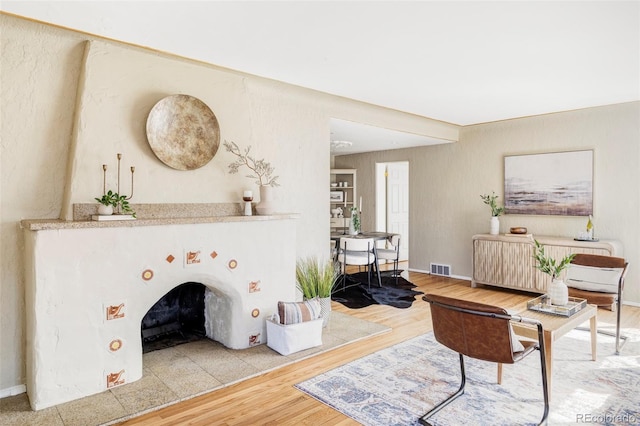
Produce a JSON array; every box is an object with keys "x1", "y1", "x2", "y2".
[{"x1": 21, "y1": 214, "x2": 297, "y2": 410}]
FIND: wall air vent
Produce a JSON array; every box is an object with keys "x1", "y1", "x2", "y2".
[{"x1": 430, "y1": 263, "x2": 451, "y2": 277}]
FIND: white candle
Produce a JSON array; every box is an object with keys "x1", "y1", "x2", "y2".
[
  {"x1": 344, "y1": 191, "x2": 347, "y2": 207},
  {"x1": 243, "y1": 190, "x2": 252, "y2": 198},
  {"x1": 359, "y1": 196, "x2": 362, "y2": 212}
]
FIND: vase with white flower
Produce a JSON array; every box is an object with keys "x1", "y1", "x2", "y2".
[
  {"x1": 480, "y1": 191, "x2": 505, "y2": 235},
  {"x1": 224, "y1": 140, "x2": 279, "y2": 215}
]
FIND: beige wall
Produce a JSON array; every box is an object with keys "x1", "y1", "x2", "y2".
[
  {"x1": 0, "y1": 14, "x2": 456, "y2": 394},
  {"x1": 336, "y1": 101, "x2": 640, "y2": 305}
]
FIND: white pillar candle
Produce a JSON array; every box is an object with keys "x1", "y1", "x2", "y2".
[
  {"x1": 344, "y1": 191, "x2": 347, "y2": 207},
  {"x1": 359, "y1": 196, "x2": 362, "y2": 212},
  {"x1": 243, "y1": 190, "x2": 252, "y2": 198}
]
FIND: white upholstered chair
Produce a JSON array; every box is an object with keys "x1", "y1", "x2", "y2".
[
  {"x1": 337, "y1": 237, "x2": 381, "y2": 290},
  {"x1": 376, "y1": 234, "x2": 401, "y2": 283}
]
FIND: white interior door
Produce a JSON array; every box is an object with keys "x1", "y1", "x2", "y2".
[{"x1": 376, "y1": 162, "x2": 409, "y2": 261}]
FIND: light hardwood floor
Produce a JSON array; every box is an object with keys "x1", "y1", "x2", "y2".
[{"x1": 118, "y1": 264, "x2": 640, "y2": 426}]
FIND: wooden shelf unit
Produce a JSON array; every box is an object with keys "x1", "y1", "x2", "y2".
[{"x1": 330, "y1": 169, "x2": 356, "y2": 233}]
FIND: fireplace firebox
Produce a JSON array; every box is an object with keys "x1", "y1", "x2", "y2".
[{"x1": 141, "y1": 282, "x2": 206, "y2": 353}]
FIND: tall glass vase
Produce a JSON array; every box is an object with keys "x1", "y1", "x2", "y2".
[{"x1": 349, "y1": 212, "x2": 360, "y2": 235}]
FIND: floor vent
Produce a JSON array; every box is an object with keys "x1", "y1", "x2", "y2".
[{"x1": 430, "y1": 263, "x2": 451, "y2": 277}]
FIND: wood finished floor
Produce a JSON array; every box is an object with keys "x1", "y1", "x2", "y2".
[{"x1": 117, "y1": 263, "x2": 640, "y2": 426}]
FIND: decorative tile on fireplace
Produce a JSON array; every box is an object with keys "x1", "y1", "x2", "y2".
[
  {"x1": 141, "y1": 269, "x2": 154, "y2": 281},
  {"x1": 184, "y1": 249, "x2": 202, "y2": 266},
  {"x1": 249, "y1": 333, "x2": 261, "y2": 346},
  {"x1": 106, "y1": 370, "x2": 125, "y2": 388},
  {"x1": 108, "y1": 338, "x2": 124, "y2": 353},
  {"x1": 249, "y1": 280, "x2": 261, "y2": 293},
  {"x1": 105, "y1": 302, "x2": 126, "y2": 321}
]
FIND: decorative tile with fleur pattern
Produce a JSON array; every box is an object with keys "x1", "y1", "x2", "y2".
[
  {"x1": 249, "y1": 280, "x2": 261, "y2": 293},
  {"x1": 106, "y1": 303, "x2": 125, "y2": 321},
  {"x1": 106, "y1": 370, "x2": 125, "y2": 388}
]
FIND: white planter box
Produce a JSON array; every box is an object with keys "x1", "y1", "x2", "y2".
[{"x1": 266, "y1": 317, "x2": 323, "y2": 355}]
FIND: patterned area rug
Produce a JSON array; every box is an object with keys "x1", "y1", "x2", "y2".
[
  {"x1": 332, "y1": 271, "x2": 423, "y2": 309},
  {"x1": 296, "y1": 327, "x2": 640, "y2": 425}
]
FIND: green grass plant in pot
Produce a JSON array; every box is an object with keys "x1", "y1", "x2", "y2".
[
  {"x1": 296, "y1": 257, "x2": 339, "y2": 327},
  {"x1": 533, "y1": 240, "x2": 576, "y2": 305}
]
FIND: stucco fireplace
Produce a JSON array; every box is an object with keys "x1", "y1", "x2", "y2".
[{"x1": 21, "y1": 213, "x2": 297, "y2": 410}]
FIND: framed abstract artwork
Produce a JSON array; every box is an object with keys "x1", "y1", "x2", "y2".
[{"x1": 504, "y1": 150, "x2": 593, "y2": 216}]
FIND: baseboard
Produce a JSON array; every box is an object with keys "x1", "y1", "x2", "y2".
[
  {"x1": 407, "y1": 267, "x2": 471, "y2": 281},
  {"x1": 0, "y1": 384, "x2": 26, "y2": 398}
]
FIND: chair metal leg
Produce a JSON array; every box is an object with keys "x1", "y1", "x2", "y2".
[
  {"x1": 536, "y1": 323, "x2": 550, "y2": 426},
  {"x1": 616, "y1": 289, "x2": 623, "y2": 355},
  {"x1": 574, "y1": 295, "x2": 628, "y2": 355},
  {"x1": 419, "y1": 353, "x2": 466, "y2": 426},
  {"x1": 393, "y1": 258, "x2": 399, "y2": 285}
]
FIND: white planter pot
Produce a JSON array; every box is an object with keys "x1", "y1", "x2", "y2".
[
  {"x1": 318, "y1": 296, "x2": 331, "y2": 328},
  {"x1": 97, "y1": 204, "x2": 113, "y2": 215},
  {"x1": 490, "y1": 216, "x2": 500, "y2": 235},
  {"x1": 548, "y1": 279, "x2": 569, "y2": 306}
]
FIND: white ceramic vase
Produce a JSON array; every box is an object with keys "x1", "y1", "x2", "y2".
[
  {"x1": 490, "y1": 216, "x2": 500, "y2": 235},
  {"x1": 98, "y1": 204, "x2": 113, "y2": 215},
  {"x1": 548, "y1": 278, "x2": 569, "y2": 306},
  {"x1": 256, "y1": 185, "x2": 275, "y2": 215}
]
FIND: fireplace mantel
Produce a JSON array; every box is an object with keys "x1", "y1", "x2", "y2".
[
  {"x1": 21, "y1": 213, "x2": 300, "y2": 231},
  {"x1": 22, "y1": 211, "x2": 299, "y2": 410}
]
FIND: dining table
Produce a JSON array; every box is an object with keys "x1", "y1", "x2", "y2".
[{"x1": 330, "y1": 231, "x2": 396, "y2": 243}]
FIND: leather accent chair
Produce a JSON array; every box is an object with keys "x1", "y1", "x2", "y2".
[
  {"x1": 566, "y1": 253, "x2": 629, "y2": 354},
  {"x1": 420, "y1": 294, "x2": 549, "y2": 426}
]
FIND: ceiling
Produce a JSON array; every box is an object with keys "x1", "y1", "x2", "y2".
[{"x1": 3, "y1": 1, "x2": 638, "y2": 154}]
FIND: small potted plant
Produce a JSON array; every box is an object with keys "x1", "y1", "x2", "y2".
[
  {"x1": 296, "y1": 257, "x2": 339, "y2": 327},
  {"x1": 95, "y1": 190, "x2": 136, "y2": 217},
  {"x1": 533, "y1": 239, "x2": 576, "y2": 305},
  {"x1": 480, "y1": 191, "x2": 505, "y2": 235},
  {"x1": 95, "y1": 190, "x2": 118, "y2": 215}
]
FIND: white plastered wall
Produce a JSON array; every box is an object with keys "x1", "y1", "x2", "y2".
[{"x1": 0, "y1": 14, "x2": 458, "y2": 395}]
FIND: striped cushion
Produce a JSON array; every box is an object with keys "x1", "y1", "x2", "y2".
[{"x1": 277, "y1": 298, "x2": 322, "y2": 325}]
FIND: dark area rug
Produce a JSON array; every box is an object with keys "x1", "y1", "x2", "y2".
[{"x1": 332, "y1": 271, "x2": 423, "y2": 309}]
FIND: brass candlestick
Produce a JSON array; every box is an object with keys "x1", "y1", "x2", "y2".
[{"x1": 101, "y1": 153, "x2": 135, "y2": 213}]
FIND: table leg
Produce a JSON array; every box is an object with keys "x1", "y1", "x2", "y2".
[
  {"x1": 544, "y1": 330, "x2": 553, "y2": 400},
  {"x1": 590, "y1": 314, "x2": 597, "y2": 361},
  {"x1": 497, "y1": 363, "x2": 503, "y2": 384}
]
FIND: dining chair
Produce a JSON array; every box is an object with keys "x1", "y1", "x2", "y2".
[
  {"x1": 420, "y1": 293, "x2": 549, "y2": 426},
  {"x1": 375, "y1": 234, "x2": 400, "y2": 284},
  {"x1": 337, "y1": 237, "x2": 381, "y2": 291},
  {"x1": 565, "y1": 253, "x2": 629, "y2": 354}
]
